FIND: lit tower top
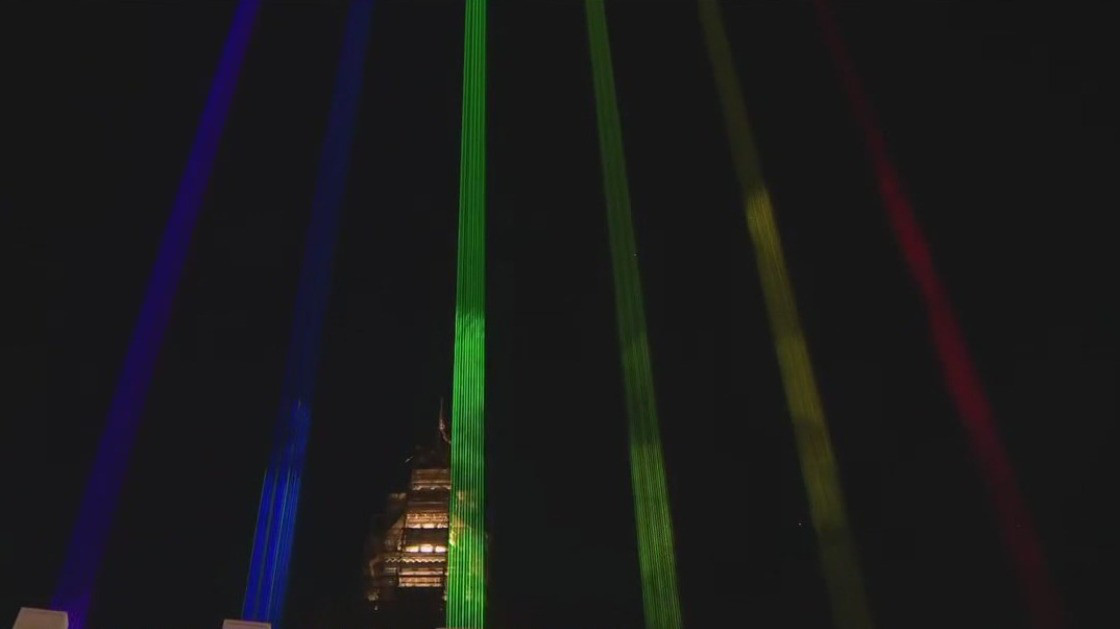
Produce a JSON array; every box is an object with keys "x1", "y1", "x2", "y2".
[{"x1": 365, "y1": 406, "x2": 454, "y2": 628}]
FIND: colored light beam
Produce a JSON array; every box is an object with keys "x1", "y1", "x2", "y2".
[
  {"x1": 809, "y1": 2, "x2": 1065, "y2": 627},
  {"x1": 241, "y1": 1, "x2": 375, "y2": 624},
  {"x1": 584, "y1": 2, "x2": 683, "y2": 628},
  {"x1": 698, "y1": 2, "x2": 874, "y2": 628},
  {"x1": 446, "y1": 1, "x2": 487, "y2": 627},
  {"x1": 51, "y1": 2, "x2": 262, "y2": 627}
]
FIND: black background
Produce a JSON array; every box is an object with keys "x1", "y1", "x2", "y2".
[{"x1": 2, "y1": 1, "x2": 1115, "y2": 627}]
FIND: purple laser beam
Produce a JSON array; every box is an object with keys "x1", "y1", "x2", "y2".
[{"x1": 52, "y1": 2, "x2": 262, "y2": 626}]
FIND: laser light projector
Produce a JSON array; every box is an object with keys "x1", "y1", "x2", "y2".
[{"x1": 12, "y1": 608, "x2": 68, "y2": 629}]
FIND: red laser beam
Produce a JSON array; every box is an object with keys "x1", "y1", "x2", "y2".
[{"x1": 810, "y1": 2, "x2": 1065, "y2": 627}]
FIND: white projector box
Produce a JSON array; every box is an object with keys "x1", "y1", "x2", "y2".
[
  {"x1": 222, "y1": 621, "x2": 271, "y2": 629},
  {"x1": 12, "y1": 608, "x2": 68, "y2": 629}
]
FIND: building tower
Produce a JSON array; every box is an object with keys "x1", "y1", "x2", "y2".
[{"x1": 364, "y1": 407, "x2": 452, "y2": 628}]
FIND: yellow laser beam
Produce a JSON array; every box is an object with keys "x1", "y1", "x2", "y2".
[{"x1": 699, "y1": 3, "x2": 874, "y2": 628}]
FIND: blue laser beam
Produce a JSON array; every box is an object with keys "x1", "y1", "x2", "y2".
[
  {"x1": 51, "y1": 3, "x2": 262, "y2": 627},
  {"x1": 241, "y1": 1, "x2": 375, "y2": 624}
]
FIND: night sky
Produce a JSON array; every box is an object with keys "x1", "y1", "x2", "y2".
[{"x1": 2, "y1": 1, "x2": 1116, "y2": 628}]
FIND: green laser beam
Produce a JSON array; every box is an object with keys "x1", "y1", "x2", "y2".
[
  {"x1": 447, "y1": 0, "x2": 487, "y2": 627},
  {"x1": 698, "y1": 3, "x2": 874, "y2": 628},
  {"x1": 585, "y1": 2, "x2": 683, "y2": 627}
]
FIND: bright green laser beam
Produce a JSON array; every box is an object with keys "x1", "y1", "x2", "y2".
[
  {"x1": 698, "y1": 2, "x2": 874, "y2": 628},
  {"x1": 447, "y1": 1, "x2": 487, "y2": 628},
  {"x1": 585, "y1": 2, "x2": 683, "y2": 628}
]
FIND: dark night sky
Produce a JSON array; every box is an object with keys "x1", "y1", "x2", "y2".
[{"x1": 2, "y1": 1, "x2": 1116, "y2": 628}]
